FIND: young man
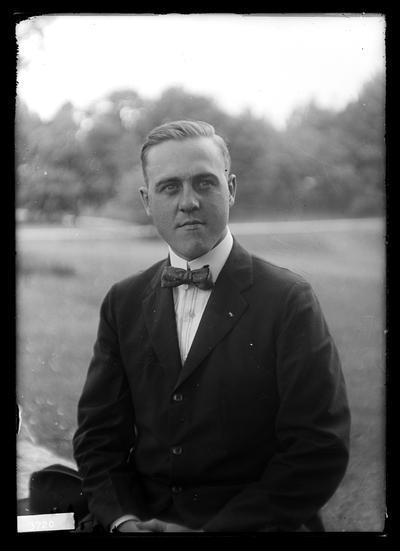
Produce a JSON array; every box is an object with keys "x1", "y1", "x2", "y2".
[{"x1": 73, "y1": 120, "x2": 350, "y2": 533}]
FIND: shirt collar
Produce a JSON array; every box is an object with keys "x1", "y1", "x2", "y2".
[{"x1": 168, "y1": 227, "x2": 233, "y2": 284}]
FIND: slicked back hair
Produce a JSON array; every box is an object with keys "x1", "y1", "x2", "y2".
[{"x1": 140, "y1": 120, "x2": 231, "y2": 183}]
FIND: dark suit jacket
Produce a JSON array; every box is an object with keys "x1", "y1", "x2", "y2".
[{"x1": 73, "y1": 239, "x2": 350, "y2": 532}]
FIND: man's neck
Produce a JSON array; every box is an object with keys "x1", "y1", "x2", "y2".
[{"x1": 168, "y1": 228, "x2": 233, "y2": 283}]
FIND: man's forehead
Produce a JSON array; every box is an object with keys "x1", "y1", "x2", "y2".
[{"x1": 146, "y1": 137, "x2": 226, "y2": 175}]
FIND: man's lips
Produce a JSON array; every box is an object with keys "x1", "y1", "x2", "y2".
[{"x1": 178, "y1": 220, "x2": 204, "y2": 228}]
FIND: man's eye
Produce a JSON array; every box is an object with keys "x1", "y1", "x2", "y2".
[
  {"x1": 162, "y1": 183, "x2": 179, "y2": 192},
  {"x1": 198, "y1": 179, "x2": 213, "y2": 189}
]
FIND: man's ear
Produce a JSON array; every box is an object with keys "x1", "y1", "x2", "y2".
[
  {"x1": 228, "y1": 174, "x2": 236, "y2": 207},
  {"x1": 139, "y1": 186, "x2": 151, "y2": 217}
]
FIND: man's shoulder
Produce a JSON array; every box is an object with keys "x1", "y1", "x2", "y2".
[
  {"x1": 250, "y1": 252, "x2": 309, "y2": 292},
  {"x1": 250, "y1": 253, "x2": 306, "y2": 284},
  {"x1": 111, "y1": 257, "x2": 167, "y2": 298},
  {"x1": 229, "y1": 239, "x2": 311, "y2": 297}
]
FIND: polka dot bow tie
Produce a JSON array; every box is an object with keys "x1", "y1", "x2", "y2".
[{"x1": 161, "y1": 265, "x2": 214, "y2": 290}]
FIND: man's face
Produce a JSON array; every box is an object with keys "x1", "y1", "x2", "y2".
[{"x1": 140, "y1": 137, "x2": 236, "y2": 261}]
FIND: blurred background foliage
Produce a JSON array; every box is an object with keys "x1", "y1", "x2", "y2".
[
  {"x1": 16, "y1": 71, "x2": 385, "y2": 225},
  {"x1": 15, "y1": 19, "x2": 386, "y2": 529}
]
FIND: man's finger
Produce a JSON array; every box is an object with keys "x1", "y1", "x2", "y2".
[
  {"x1": 137, "y1": 519, "x2": 167, "y2": 532},
  {"x1": 165, "y1": 522, "x2": 200, "y2": 532}
]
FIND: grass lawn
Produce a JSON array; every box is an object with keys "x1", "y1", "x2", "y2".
[{"x1": 16, "y1": 223, "x2": 386, "y2": 531}]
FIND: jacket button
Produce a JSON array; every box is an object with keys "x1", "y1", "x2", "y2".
[
  {"x1": 172, "y1": 393, "x2": 183, "y2": 402},
  {"x1": 171, "y1": 485, "x2": 182, "y2": 494},
  {"x1": 171, "y1": 446, "x2": 182, "y2": 455}
]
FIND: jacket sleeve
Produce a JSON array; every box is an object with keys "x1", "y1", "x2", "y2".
[
  {"x1": 203, "y1": 281, "x2": 351, "y2": 532},
  {"x1": 73, "y1": 285, "x2": 148, "y2": 529}
]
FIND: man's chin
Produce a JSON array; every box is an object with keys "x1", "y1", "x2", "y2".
[{"x1": 174, "y1": 240, "x2": 210, "y2": 262}]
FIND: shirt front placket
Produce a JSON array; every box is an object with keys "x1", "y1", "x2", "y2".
[{"x1": 181, "y1": 263, "x2": 198, "y2": 363}]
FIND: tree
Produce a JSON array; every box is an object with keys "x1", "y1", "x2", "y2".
[
  {"x1": 282, "y1": 71, "x2": 385, "y2": 216},
  {"x1": 16, "y1": 101, "x2": 85, "y2": 219},
  {"x1": 16, "y1": 15, "x2": 57, "y2": 70},
  {"x1": 16, "y1": 71, "x2": 385, "y2": 223}
]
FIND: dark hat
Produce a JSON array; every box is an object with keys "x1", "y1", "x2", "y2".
[{"x1": 28, "y1": 464, "x2": 89, "y2": 524}]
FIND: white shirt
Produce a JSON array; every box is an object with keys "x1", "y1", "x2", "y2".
[
  {"x1": 168, "y1": 228, "x2": 233, "y2": 364},
  {"x1": 110, "y1": 228, "x2": 233, "y2": 532}
]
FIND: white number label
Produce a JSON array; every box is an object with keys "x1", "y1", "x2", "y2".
[{"x1": 17, "y1": 513, "x2": 75, "y2": 532}]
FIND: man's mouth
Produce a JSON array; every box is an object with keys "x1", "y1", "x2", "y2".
[{"x1": 178, "y1": 220, "x2": 204, "y2": 228}]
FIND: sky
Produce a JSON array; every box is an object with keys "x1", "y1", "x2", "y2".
[{"x1": 16, "y1": 14, "x2": 385, "y2": 129}]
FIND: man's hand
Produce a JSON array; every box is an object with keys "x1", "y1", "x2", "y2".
[
  {"x1": 116, "y1": 518, "x2": 167, "y2": 532},
  {"x1": 137, "y1": 519, "x2": 168, "y2": 532},
  {"x1": 116, "y1": 518, "x2": 203, "y2": 532},
  {"x1": 164, "y1": 522, "x2": 203, "y2": 532}
]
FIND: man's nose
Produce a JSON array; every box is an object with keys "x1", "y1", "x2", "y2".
[{"x1": 178, "y1": 183, "x2": 200, "y2": 211}]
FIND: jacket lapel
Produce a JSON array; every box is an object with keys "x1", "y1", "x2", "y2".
[
  {"x1": 173, "y1": 240, "x2": 254, "y2": 391},
  {"x1": 142, "y1": 260, "x2": 182, "y2": 389}
]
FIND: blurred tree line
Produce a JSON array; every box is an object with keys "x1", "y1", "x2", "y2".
[{"x1": 16, "y1": 72, "x2": 385, "y2": 224}]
